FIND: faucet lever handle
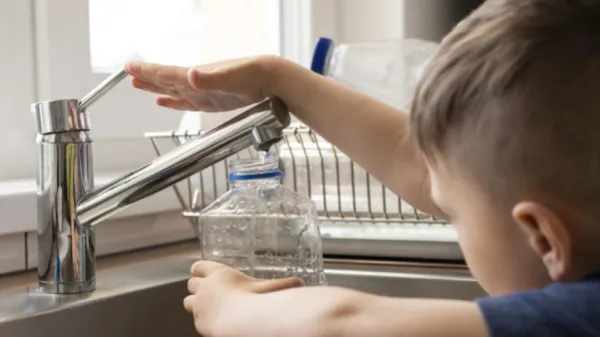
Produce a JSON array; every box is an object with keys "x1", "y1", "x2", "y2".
[
  {"x1": 32, "y1": 67, "x2": 129, "y2": 134},
  {"x1": 79, "y1": 68, "x2": 129, "y2": 110}
]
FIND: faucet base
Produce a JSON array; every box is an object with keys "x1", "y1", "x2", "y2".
[{"x1": 39, "y1": 279, "x2": 96, "y2": 294}]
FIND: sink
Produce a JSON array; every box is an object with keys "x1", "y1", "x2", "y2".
[{"x1": 0, "y1": 255, "x2": 484, "y2": 337}]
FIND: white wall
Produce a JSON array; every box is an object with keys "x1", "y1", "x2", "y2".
[
  {"x1": 0, "y1": 0, "x2": 37, "y2": 179},
  {"x1": 334, "y1": 0, "x2": 479, "y2": 43},
  {"x1": 336, "y1": 0, "x2": 406, "y2": 42}
]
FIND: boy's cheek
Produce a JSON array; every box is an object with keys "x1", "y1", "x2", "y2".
[{"x1": 457, "y1": 221, "x2": 550, "y2": 295}]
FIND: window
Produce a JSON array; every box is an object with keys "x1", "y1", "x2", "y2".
[
  {"x1": 89, "y1": 0, "x2": 281, "y2": 72},
  {"x1": 31, "y1": 0, "x2": 299, "y2": 179},
  {"x1": 0, "y1": 1, "x2": 36, "y2": 180},
  {"x1": 0, "y1": 0, "x2": 329, "y2": 181}
]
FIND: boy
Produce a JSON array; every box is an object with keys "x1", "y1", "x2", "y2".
[{"x1": 125, "y1": 0, "x2": 600, "y2": 335}]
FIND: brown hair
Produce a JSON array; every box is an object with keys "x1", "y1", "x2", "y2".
[{"x1": 411, "y1": 0, "x2": 600, "y2": 216}]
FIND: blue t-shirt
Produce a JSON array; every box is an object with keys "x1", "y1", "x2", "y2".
[{"x1": 476, "y1": 272, "x2": 600, "y2": 336}]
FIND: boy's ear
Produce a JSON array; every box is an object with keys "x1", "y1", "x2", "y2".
[{"x1": 512, "y1": 201, "x2": 572, "y2": 281}]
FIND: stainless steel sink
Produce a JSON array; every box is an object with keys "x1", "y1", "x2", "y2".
[{"x1": 0, "y1": 255, "x2": 484, "y2": 337}]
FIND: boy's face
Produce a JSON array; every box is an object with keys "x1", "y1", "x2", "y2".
[{"x1": 427, "y1": 162, "x2": 551, "y2": 296}]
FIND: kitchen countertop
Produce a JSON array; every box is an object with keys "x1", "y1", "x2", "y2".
[{"x1": 0, "y1": 240, "x2": 201, "y2": 292}]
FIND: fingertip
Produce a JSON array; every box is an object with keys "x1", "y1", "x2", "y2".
[
  {"x1": 156, "y1": 98, "x2": 170, "y2": 108},
  {"x1": 252, "y1": 276, "x2": 305, "y2": 294},
  {"x1": 156, "y1": 95, "x2": 174, "y2": 106},
  {"x1": 187, "y1": 277, "x2": 202, "y2": 294},
  {"x1": 282, "y1": 277, "x2": 305, "y2": 289},
  {"x1": 125, "y1": 62, "x2": 141, "y2": 75},
  {"x1": 190, "y1": 260, "x2": 229, "y2": 277},
  {"x1": 183, "y1": 295, "x2": 195, "y2": 312},
  {"x1": 291, "y1": 277, "x2": 305, "y2": 288},
  {"x1": 156, "y1": 99, "x2": 176, "y2": 110},
  {"x1": 190, "y1": 260, "x2": 202, "y2": 275},
  {"x1": 156, "y1": 97, "x2": 196, "y2": 111}
]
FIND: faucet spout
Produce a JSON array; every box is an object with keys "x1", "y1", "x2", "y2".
[
  {"x1": 32, "y1": 96, "x2": 289, "y2": 294},
  {"x1": 76, "y1": 98, "x2": 290, "y2": 227}
]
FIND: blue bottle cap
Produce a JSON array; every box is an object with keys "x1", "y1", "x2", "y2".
[
  {"x1": 310, "y1": 37, "x2": 334, "y2": 75},
  {"x1": 228, "y1": 169, "x2": 283, "y2": 181}
]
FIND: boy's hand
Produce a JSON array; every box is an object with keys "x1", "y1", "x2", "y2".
[
  {"x1": 125, "y1": 56, "x2": 281, "y2": 112},
  {"x1": 183, "y1": 260, "x2": 488, "y2": 337},
  {"x1": 183, "y1": 261, "x2": 304, "y2": 336}
]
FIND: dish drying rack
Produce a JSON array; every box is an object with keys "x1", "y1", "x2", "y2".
[{"x1": 145, "y1": 124, "x2": 463, "y2": 261}]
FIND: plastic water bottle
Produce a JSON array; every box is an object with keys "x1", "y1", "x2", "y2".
[
  {"x1": 311, "y1": 37, "x2": 439, "y2": 110},
  {"x1": 198, "y1": 152, "x2": 327, "y2": 286}
]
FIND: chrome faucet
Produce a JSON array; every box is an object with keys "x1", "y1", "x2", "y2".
[{"x1": 32, "y1": 69, "x2": 290, "y2": 294}]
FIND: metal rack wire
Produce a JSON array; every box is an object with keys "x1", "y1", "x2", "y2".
[
  {"x1": 145, "y1": 123, "x2": 463, "y2": 260},
  {"x1": 145, "y1": 124, "x2": 447, "y2": 227}
]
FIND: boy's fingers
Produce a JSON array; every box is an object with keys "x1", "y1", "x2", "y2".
[
  {"x1": 127, "y1": 62, "x2": 188, "y2": 85},
  {"x1": 252, "y1": 277, "x2": 305, "y2": 294},
  {"x1": 131, "y1": 77, "x2": 175, "y2": 96},
  {"x1": 183, "y1": 295, "x2": 195, "y2": 312},
  {"x1": 154, "y1": 65, "x2": 190, "y2": 85},
  {"x1": 125, "y1": 62, "x2": 142, "y2": 76},
  {"x1": 126, "y1": 62, "x2": 160, "y2": 80},
  {"x1": 187, "y1": 277, "x2": 202, "y2": 294},
  {"x1": 190, "y1": 260, "x2": 229, "y2": 277},
  {"x1": 156, "y1": 96, "x2": 197, "y2": 111}
]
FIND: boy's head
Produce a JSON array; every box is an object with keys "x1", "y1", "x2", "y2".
[{"x1": 411, "y1": 0, "x2": 600, "y2": 295}]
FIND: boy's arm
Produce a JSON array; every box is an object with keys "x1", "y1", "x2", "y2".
[
  {"x1": 127, "y1": 57, "x2": 444, "y2": 218},
  {"x1": 216, "y1": 286, "x2": 489, "y2": 337},
  {"x1": 268, "y1": 57, "x2": 442, "y2": 217}
]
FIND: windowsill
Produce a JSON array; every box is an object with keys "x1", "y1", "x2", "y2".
[{"x1": 0, "y1": 173, "x2": 182, "y2": 236}]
